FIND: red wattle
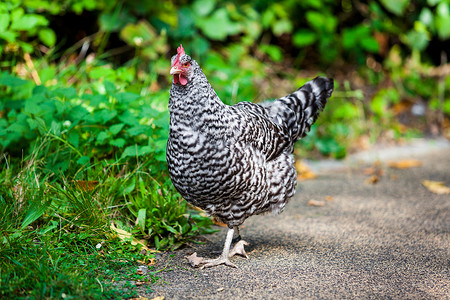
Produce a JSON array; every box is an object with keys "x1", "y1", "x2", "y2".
[{"x1": 173, "y1": 74, "x2": 188, "y2": 86}]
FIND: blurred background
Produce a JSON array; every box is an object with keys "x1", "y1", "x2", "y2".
[{"x1": 1, "y1": 0, "x2": 449, "y2": 161}]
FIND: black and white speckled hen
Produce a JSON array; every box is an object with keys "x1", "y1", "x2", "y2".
[{"x1": 167, "y1": 45, "x2": 334, "y2": 268}]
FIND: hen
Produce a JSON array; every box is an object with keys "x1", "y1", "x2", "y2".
[{"x1": 167, "y1": 45, "x2": 334, "y2": 268}]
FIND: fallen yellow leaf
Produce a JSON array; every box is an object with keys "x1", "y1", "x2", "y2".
[
  {"x1": 110, "y1": 222, "x2": 157, "y2": 252},
  {"x1": 422, "y1": 180, "x2": 450, "y2": 195},
  {"x1": 308, "y1": 199, "x2": 326, "y2": 207},
  {"x1": 388, "y1": 159, "x2": 422, "y2": 169},
  {"x1": 365, "y1": 174, "x2": 380, "y2": 184}
]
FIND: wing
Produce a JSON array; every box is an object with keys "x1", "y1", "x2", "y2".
[{"x1": 229, "y1": 101, "x2": 292, "y2": 161}]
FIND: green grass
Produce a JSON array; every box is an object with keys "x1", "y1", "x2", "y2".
[
  {"x1": 0, "y1": 230, "x2": 164, "y2": 299},
  {"x1": 0, "y1": 134, "x2": 213, "y2": 298}
]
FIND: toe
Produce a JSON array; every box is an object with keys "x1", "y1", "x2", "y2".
[{"x1": 229, "y1": 240, "x2": 249, "y2": 258}]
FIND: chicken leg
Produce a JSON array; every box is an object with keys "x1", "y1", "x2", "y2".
[{"x1": 186, "y1": 227, "x2": 248, "y2": 269}]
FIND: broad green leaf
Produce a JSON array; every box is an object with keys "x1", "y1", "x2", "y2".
[
  {"x1": 435, "y1": 14, "x2": 450, "y2": 39},
  {"x1": 0, "y1": 31, "x2": 17, "y2": 43},
  {"x1": 121, "y1": 145, "x2": 138, "y2": 158},
  {"x1": 110, "y1": 138, "x2": 126, "y2": 148},
  {"x1": 0, "y1": 13, "x2": 9, "y2": 31},
  {"x1": 380, "y1": 0, "x2": 409, "y2": 16},
  {"x1": 0, "y1": 73, "x2": 27, "y2": 86},
  {"x1": 115, "y1": 92, "x2": 139, "y2": 103},
  {"x1": 109, "y1": 123, "x2": 125, "y2": 135},
  {"x1": 77, "y1": 156, "x2": 90, "y2": 165},
  {"x1": 21, "y1": 201, "x2": 48, "y2": 229},
  {"x1": 361, "y1": 37, "x2": 379, "y2": 53},
  {"x1": 119, "y1": 111, "x2": 139, "y2": 126},
  {"x1": 50, "y1": 120, "x2": 61, "y2": 135},
  {"x1": 137, "y1": 208, "x2": 146, "y2": 232},
  {"x1": 272, "y1": 19, "x2": 292, "y2": 36},
  {"x1": 195, "y1": 8, "x2": 241, "y2": 41},
  {"x1": 124, "y1": 177, "x2": 136, "y2": 195},
  {"x1": 293, "y1": 30, "x2": 317, "y2": 47},
  {"x1": 332, "y1": 103, "x2": 359, "y2": 120},
  {"x1": 104, "y1": 80, "x2": 116, "y2": 94},
  {"x1": 260, "y1": 44, "x2": 283, "y2": 62},
  {"x1": 192, "y1": 0, "x2": 216, "y2": 16},
  {"x1": 120, "y1": 20, "x2": 156, "y2": 46},
  {"x1": 97, "y1": 109, "x2": 117, "y2": 124},
  {"x1": 54, "y1": 87, "x2": 77, "y2": 100},
  {"x1": 96, "y1": 131, "x2": 109, "y2": 144},
  {"x1": 89, "y1": 67, "x2": 115, "y2": 80},
  {"x1": 11, "y1": 14, "x2": 48, "y2": 31},
  {"x1": 38, "y1": 28, "x2": 56, "y2": 47}
]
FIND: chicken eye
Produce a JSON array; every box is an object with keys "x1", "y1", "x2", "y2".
[{"x1": 183, "y1": 62, "x2": 190, "y2": 67}]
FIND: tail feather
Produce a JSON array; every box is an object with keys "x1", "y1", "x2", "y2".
[{"x1": 264, "y1": 77, "x2": 334, "y2": 143}]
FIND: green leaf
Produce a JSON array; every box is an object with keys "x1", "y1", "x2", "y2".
[
  {"x1": 195, "y1": 8, "x2": 241, "y2": 40},
  {"x1": 110, "y1": 138, "x2": 126, "y2": 148},
  {"x1": 96, "y1": 131, "x2": 109, "y2": 144},
  {"x1": 21, "y1": 201, "x2": 48, "y2": 229},
  {"x1": 115, "y1": 92, "x2": 140, "y2": 104},
  {"x1": 54, "y1": 87, "x2": 77, "y2": 99},
  {"x1": 435, "y1": 13, "x2": 450, "y2": 40},
  {"x1": 379, "y1": 0, "x2": 409, "y2": 16},
  {"x1": 89, "y1": 67, "x2": 115, "y2": 80},
  {"x1": 0, "y1": 73, "x2": 27, "y2": 86},
  {"x1": 332, "y1": 103, "x2": 359, "y2": 120},
  {"x1": 192, "y1": 0, "x2": 216, "y2": 16},
  {"x1": 109, "y1": 123, "x2": 125, "y2": 135},
  {"x1": 260, "y1": 44, "x2": 283, "y2": 62},
  {"x1": 293, "y1": 29, "x2": 317, "y2": 47},
  {"x1": 137, "y1": 208, "x2": 146, "y2": 232},
  {"x1": 121, "y1": 145, "x2": 138, "y2": 158},
  {"x1": 120, "y1": 20, "x2": 156, "y2": 46},
  {"x1": 0, "y1": 13, "x2": 9, "y2": 31},
  {"x1": 104, "y1": 80, "x2": 116, "y2": 94},
  {"x1": 11, "y1": 14, "x2": 48, "y2": 31},
  {"x1": 77, "y1": 156, "x2": 90, "y2": 165},
  {"x1": 272, "y1": 19, "x2": 292, "y2": 36},
  {"x1": 360, "y1": 37, "x2": 379, "y2": 53},
  {"x1": 0, "y1": 30, "x2": 17, "y2": 43},
  {"x1": 38, "y1": 28, "x2": 56, "y2": 47}
]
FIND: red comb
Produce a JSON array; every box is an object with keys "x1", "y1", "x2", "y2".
[
  {"x1": 173, "y1": 44, "x2": 185, "y2": 66},
  {"x1": 177, "y1": 44, "x2": 185, "y2": 55}
]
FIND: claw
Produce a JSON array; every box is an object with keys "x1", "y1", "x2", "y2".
[
  {"x1": 200, "y1": 255, "x2": 237, "y2": 269},
  {"x1": 229, "y1": 240, "x2": 249, "y2": 258}
]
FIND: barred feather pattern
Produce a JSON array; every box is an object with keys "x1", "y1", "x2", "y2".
[{"x1": 167, "y1": 59, "x2": 333, "y2": 227}]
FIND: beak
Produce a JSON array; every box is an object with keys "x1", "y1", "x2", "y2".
[{"x1": 170, "y1": 66, "x2": 181, "y2": 75}]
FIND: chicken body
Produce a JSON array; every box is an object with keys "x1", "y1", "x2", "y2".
[{"x1": 167, "y1": 45, "x2": 334, "y2": 268}]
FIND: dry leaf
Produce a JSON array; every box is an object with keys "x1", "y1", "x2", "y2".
[
  {"x1": 185, "y1": 252, "x2": 205, "y2": 267},
  {"x1": 110, "y1": 222, "x2": 157, "y2": 252},
  {"x1": 388, "y1": 159, "x2": 422, "y2": 169},
  {"x1": 324, "y1": 196, "x2": 333, "y2": 202},
  {"x1": 422, "y1": 180, "x2": 450, "y2": 194},
  {"x1": 308, "y1": 199, "x2": 326, "y2": 207},
  {"x1": 75, "y1": 180, "x2": 99, "y2": 191},
  {"x1": 150, "y1": 297, "x2": 164, "y2": 300},
  {"x1": 365, "y1": 175, "x2": 380, "y2": 184},
  {"x1": 296, "y1": 160, "x2": 317, "y2": 180},
  {"x1": 216, "y1": 287, "x2": 224, "y2": 292}
]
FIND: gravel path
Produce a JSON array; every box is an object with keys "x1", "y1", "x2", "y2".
[{"x1": 145, "y1": 140, "x2": 450, "y2": 299}]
